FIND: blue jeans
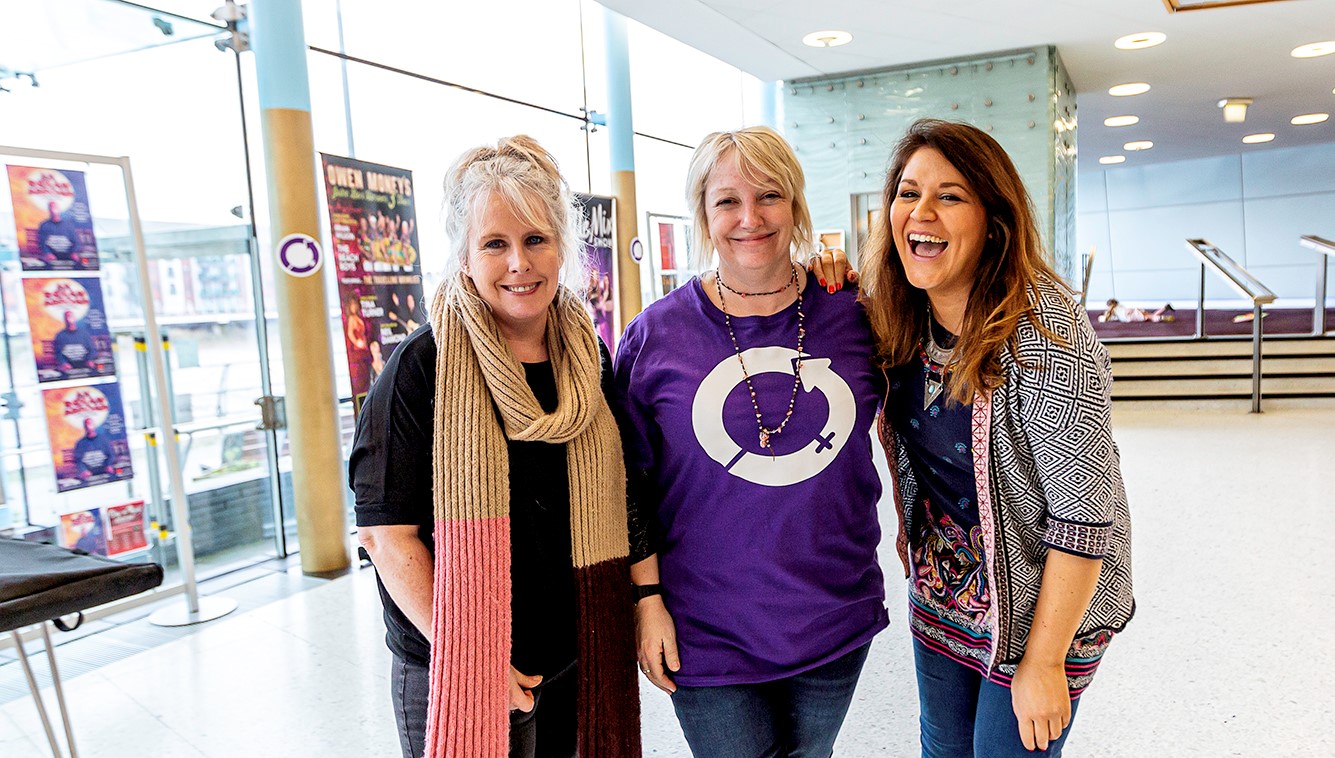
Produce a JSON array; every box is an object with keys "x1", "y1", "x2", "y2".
[
  {"x1": 670, "y1": 642, "x2": 871, "y2": 758},
  {"x1": 913, "y1": 639, "x2": 1080, "y2": 758}
]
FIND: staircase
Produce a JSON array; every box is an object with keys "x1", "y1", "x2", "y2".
[{"x1": 1106, "y1": 336, "x2": 1335, "y2": 402}]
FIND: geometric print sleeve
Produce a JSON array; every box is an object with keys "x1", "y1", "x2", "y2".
[{"x1": 1012, "y1": 282, "x2": 1121, "y2": 559}]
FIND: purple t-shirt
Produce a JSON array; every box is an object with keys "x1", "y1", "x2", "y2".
[{"x1": 614, "y1": 278, "x2": 888, "y2": 685}]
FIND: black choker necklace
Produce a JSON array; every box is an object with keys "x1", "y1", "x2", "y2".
[{"x1": 716, "y1": 271, "x2": 796, "y2": 299}]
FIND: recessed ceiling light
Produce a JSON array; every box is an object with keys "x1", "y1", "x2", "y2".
[
  {"x1": 1292, "y1": 41, "x2": 1335, "y2": 58},
  {"x1": 802, "y1": 30, "x2": 853, "y2": 48},
  {"x1": 1217, "y1": 98, "x2": 1253, "y2": 123},
  {"x1": 1242, "y1": 133, "x2": 1276, "y2": 144},
  {"x1": 1099, "y1": 155, "x2": 1127, "y2": 165},
  {"x1": 1104, "y1": 115, "x2": 1140, "y2": 127},
  {"x1": 1291, "y1": 112, "x2": 1330, "y2": 125},
  {"x1": 1109, "y1": 82, "x2": 1151, "y2": 97},
  {"x1": 1114, "y1": 32, "x2": 1166, "y2": 50},
  {"x1": 1124, "y1": 140, "x2": 1154, "y2": 151}
]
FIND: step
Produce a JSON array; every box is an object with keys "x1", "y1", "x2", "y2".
[
  {"x1": 1112, "y1": 356, "x2": 1335, "y2": 378},
  {"x1": 1111, "y1": 375, "x2": 1335, "y2": 398},
  {"x1": 1105, "y1": 337, "x2": 1335, "y2": 361}
]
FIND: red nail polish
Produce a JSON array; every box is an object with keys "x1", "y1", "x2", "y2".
[
  {"x1": 819, "y1": 278, "x2": 826, "y2": 287},
  {"x1": 828, "y1": 285, "x2": 835, "y2": 294}
]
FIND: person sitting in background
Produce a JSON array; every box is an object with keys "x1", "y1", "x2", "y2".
[{"x1": 1098, "y1": 298, "x2": 1175, "y2": 323}]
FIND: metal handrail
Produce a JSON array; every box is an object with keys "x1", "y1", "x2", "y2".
[
  {"x1": 1185, "y1": 239, "x2": 1276, "y2": 413},
  {"x1": 1299, "y1": 235, "x2": 1334, "y2": 335},
  {"x1": 1079, "y1": 245, "x2": 1096, "y2": 309}
]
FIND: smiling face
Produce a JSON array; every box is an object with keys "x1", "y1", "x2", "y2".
[
  {"x1": 464, "y1": 191, "x2": 560, "y2": 340},
  {"x1": 891, "y1": 147, "x2": 988, "y2": 317},
  {"x1": 704, "y1": 151, "x2": 795, "y2": 275}
]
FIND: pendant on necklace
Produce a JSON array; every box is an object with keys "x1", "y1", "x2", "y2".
[
  {"x1": 759, "y1": 430, "x2": 771, "y2": 449},
  {"x1": 923, "y1": 374, "x2": 945, "y2": 410}
]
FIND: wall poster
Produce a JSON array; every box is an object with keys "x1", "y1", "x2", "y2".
[
  {"x1": 575, "y1": 194, "x2": 617, "y2": 351},
  {"x1": 320, "y1": 154, "x2": 424, "y2": 414}
]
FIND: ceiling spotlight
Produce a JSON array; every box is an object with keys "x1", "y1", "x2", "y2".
[
  {"x1": 1124, "y1": 140, "x2": 1154, "y2": 151},
  {"x1": 1099, "y1": 155, "x2": 1127, "y2": 165},
  {"x1": 1292, "y1": 41, "x2": 1335, "y2": 58},
  {"x1": 1109, "y1": 82, "x2": 1151, "y2": 97},
  {"x1": 1242, "y1": 133, "x2": 1275, "y2": 144},
  {"x1": 1104, "y1": 115, "x2": 1140, "y2": 127},
  {"x1": 1291, "y1": 112, "x2": 1330, "y2": 125},
  {"x1": 1217, "y1": 98, "x2": 1253, "y2": 123},
  {"x1": 802, "y1": 30, "x2": 853, "y2": 48},
  {"x1": 1114, "y1": 32, "x2": 1166, "y2": 50}
]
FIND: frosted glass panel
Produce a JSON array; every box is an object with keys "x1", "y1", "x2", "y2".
[
  {"x1": 1104, "y1": 155, "x2": 1243, "y2": 212},
  {"x1": 783, "y1": 48, "x2": 1068, "y2": 273}
]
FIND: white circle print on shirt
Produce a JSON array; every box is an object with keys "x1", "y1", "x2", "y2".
[{"x1": 691, "y1": 346, "x2": 856, "y2": 487}]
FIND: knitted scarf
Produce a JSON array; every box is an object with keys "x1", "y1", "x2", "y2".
[{"x1": 424, "y1": 273, "x2": 641, "y2": 758}]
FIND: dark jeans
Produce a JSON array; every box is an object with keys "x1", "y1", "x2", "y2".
[
  {"x1": 913, "y1": 639, "x2": 1081, "y2": 758},
  {"x1": 390, "y1": 655, "x2": 576, "y2": 758},
  {"x1": 670, "y1": 642, "x2": 871, "y2": 758}
]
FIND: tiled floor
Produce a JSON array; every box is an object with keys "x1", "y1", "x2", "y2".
[{"x1": 2, "y1": 402, "x2": 1332, "y2": 756}]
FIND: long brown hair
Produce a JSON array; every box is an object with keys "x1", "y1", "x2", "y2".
[{"x1": 860, "y1": 119, "x2": 1060, "y2": 404}]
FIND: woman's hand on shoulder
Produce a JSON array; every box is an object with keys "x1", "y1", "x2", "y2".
[
  {"x1": 1010, "y1": 656, "x2": 1072, "y2": 752},
  {"x1": 806, "y1": 248, "x2": 859, "y2": 294},
  {"x1": 635, "y1": 596, "x2": 680, "y2": 694},
  {"x1": 509, "y1": 666, "x2": 542, "y2": 712}
]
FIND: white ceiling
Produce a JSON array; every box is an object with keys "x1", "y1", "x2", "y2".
[{"x1": 597, "y1": 0, "x2": 1335, "y2": 171}]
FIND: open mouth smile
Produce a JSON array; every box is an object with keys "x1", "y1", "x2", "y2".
[
  {"x1": 907, "y1": 232, "x2": 948, "y2": 258},
  {"x1": 500, "y1": 283, "x2": 541, "y2": 294}
]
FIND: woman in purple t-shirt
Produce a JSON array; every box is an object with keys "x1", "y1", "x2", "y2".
[{"x1": 614, "y1": 126, "x2": 888, "y2": 756}]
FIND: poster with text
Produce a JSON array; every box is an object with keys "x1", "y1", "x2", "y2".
[
  {"x1": 44, "y1": 382, "x2": 134, "y2": 493},
  {"x1": 24, "y1": 276, "x2": 116, "y2": 382},
  {"x1": 105, "y1": 500, "x2": 149, "y2": 557},
  {"x1": 6, "y1": 165, "x2": 100, "y2": 271},
  {"x1": 60, "y1": 507, "x2": 108, "y2": 556},
  {"x1": 575, "y1": 194, "x2": 617, "y2": 352},
  {"x1": 320, "y1": 154, "x2": 424, "y2": 414}
]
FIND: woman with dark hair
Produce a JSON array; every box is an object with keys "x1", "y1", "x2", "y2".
[{"x1": 855, "y1": 119, "x2": 1134, "y2": 756}]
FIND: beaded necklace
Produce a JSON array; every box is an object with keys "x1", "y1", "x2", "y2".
[{"x1": 715, "y1": 264, "x2": 805, "y2": 449}]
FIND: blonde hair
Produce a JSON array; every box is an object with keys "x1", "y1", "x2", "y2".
[
  {"x1": 442, "y1": 135, "x2": 587, "y2": 289},
  {"x1": 860, "y1": 119, "x2": 1061, "y2": 404},
  {"x1": 684, "y1": 126, "x2": 814, "y2": 270}
]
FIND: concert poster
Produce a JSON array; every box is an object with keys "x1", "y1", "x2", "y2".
[
  {"x1": 575, "y1": 194, "x2": 617, "y2": 352},
  {"x1": 59, "y1": 507, "x2": 108, "y2": 556},
  {"x1": 43, "y1": 382, "x2": 134, "y2": 493},
  {"x1": 319, "y1": 154, "x2": 424, "y2": 414},
  {"x1": 105, "y1": 500, "x2": 149, "y2": 557},
  {"x1": 6, "y1": 165, "x2": 101, "y2": 271},
  {"x1": 23, "y1": 276, "x2": 116, "y2": 382}
]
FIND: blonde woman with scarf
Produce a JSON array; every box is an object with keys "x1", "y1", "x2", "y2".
[{"x1": 350, "y1": 136, "x2": 645, "y2": 758}]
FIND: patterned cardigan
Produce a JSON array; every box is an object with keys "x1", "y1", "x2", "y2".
[{"x1": 879, "y1": 277, "x2": 1135, "y2": 684}]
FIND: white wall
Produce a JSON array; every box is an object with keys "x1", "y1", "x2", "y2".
[{"x1": 1079, "y1": 142, "x2": 1335, "y2": 307}]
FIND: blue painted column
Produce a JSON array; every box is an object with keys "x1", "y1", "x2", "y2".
[
  {"x1": 250, "y1": 0, "x2": 349, "y2": 574},
  {"x1": 603, "y1": 10, "x2": 644, "y2": 326},
  {"x1": 762, "y1": 80, "x2": 779, "y2": 129}
]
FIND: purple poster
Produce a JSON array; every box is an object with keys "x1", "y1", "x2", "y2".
[
  {"x1": 576, "y1": 194, "x2": 617, "y2": 352},
  {"x1": 7, "y1": 165, "x2": 100, "y2": 271},
  {"x1": 320, "y1": 154, "x2": 424, "y2": 415},
  {"x1": 43, "y1": 382, "x2": 134, "y2": 493},
  {"x1": 24, "y1": 276, "x2": 116, "y2": 382}
]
